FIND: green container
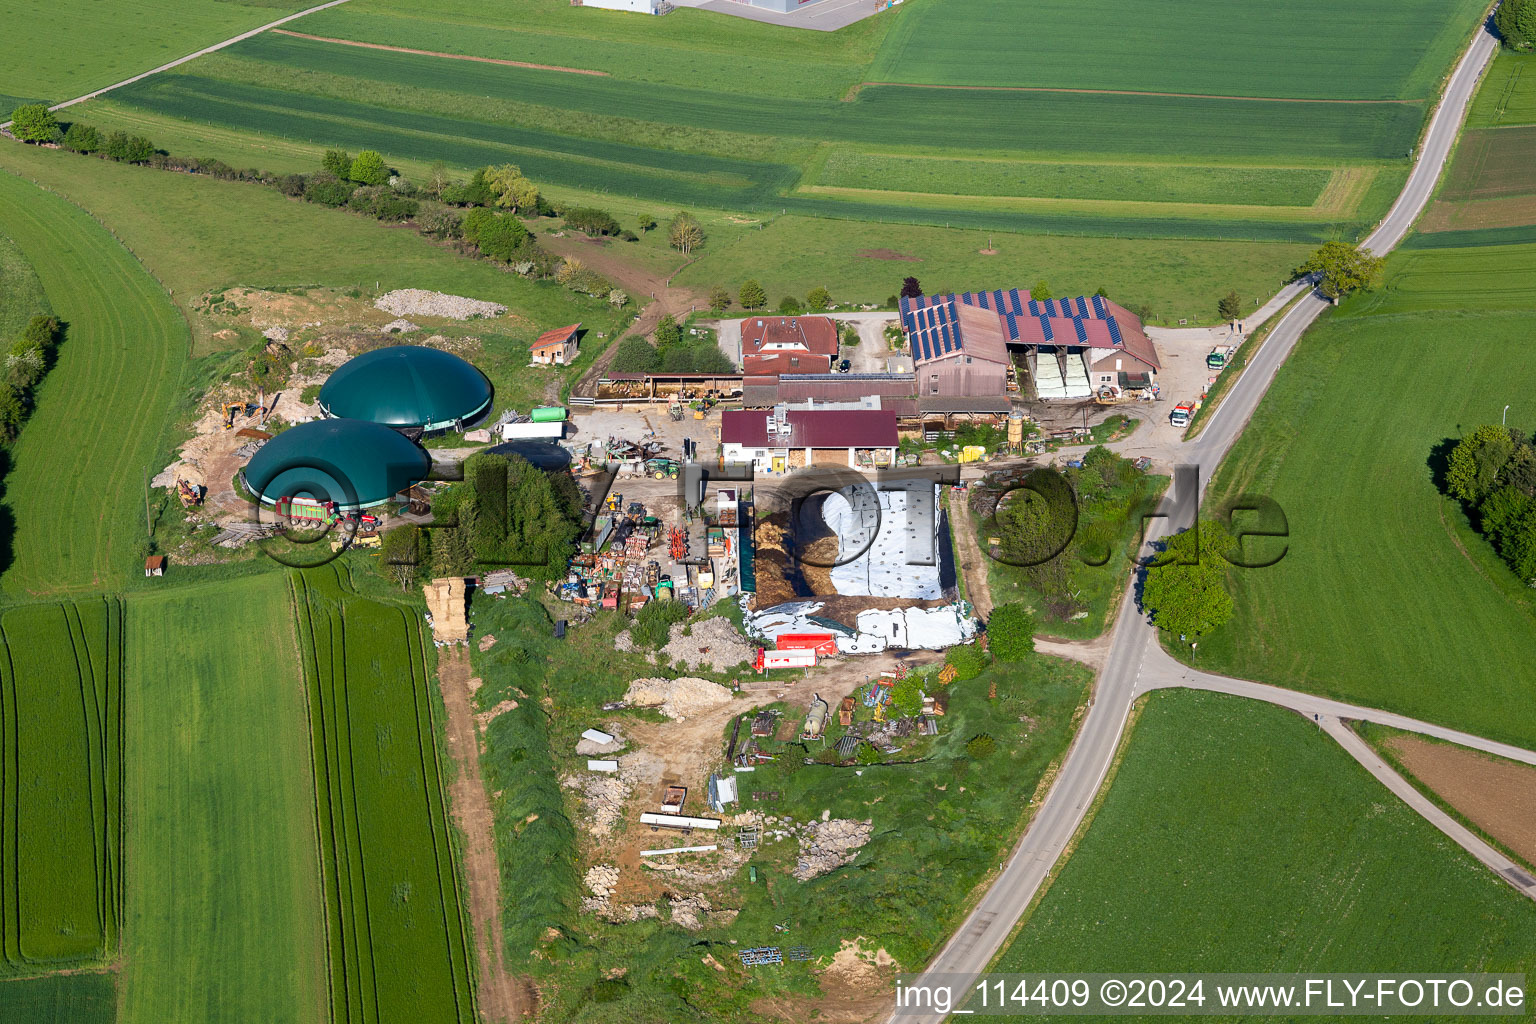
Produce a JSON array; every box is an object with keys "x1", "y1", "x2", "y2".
[{"x1": 531, "y1": 406, "x2": 567, "y2": 423}]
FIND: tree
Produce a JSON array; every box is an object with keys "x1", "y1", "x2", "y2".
[
  {"x1": 418, "y1": 208, "x2": 462, "y2": 240},
  {"x1": 462, "y1": 208, "x2": 530, "y2": 262},
  {"x1": 607, "y1": 289, "x2": 629, "y2": 309},
  {"x1": 944, "y1": 643, "x2": 988, "y2": 681},
  {"x1": 1293, "y1": 241, "x2": 1384, "y2": 299},
  {"x1": 890, "y1": 677, "x2": 923, "y2": 718},
  {"x1": 9, "y1": 104, "x2": 58, "y2": 143},
  {"x1": 378, "y1": 525, "x2": 422, "y2": 591},
  {"x1": 1030, "y1": 279, "x2": 1053, "y2": 300},
  {"x1": 638, "y1": 213, "x2": 657, "y2": 233},
  {"x1": 667, "y1": 211, "x2": 704, "y2": 254},
  {"x1": 61, "y1": 122, "x2": 101, "y2": 153},
  {"x1": 708, "y1": 285, "x2": 731, "y2": 313},
  {"x1": 321, "y1": 148, "x2": 352, "y2": 179},
  {"x1": 987, "y1": 602, "x2": 1036, "y2": 662},
  {"x1": 424, "y1": 160, "x2": 451, "y2": 198},
  {"x1": 777, "y1": 296, "x2": 802, "y2": 315},
  {"x1": 102, "y1": 131, "x2": 153, "y2": 163},
  {"x1": 1446, "y1": 425, "x2": 1515, "y2": 504},
  {"x1": 1217, "y1": 290, "x2": 1243, "y2": 321},
  {"x1": 304, "y1": 173, "x2": 356, "y2": 207},
  {"x1": 806, "y1": 286, "x2": 832, "y2": 311},
  {"x1": 900, "y1": 276, "x2": 923, "y2": 299},
  {"x1": 609, "y1": 336, "x2": 661, "y2": 374},
  {"x1": 653, "y1": 313, "x2": 682, "y2": 348},
  {"x1": 738, "y1": 279, "x2": 766, "y2": 309},
  {"x1": 486, "y1": 164, "x2": 539, "y2": 213},
  {"x1": 855, "y1": 742, "x2": 883, "y2": 766},
  {"x1": 1495, "y1": 0, "x2": 1536, "y2": 49},
  {"x1": 348, "y1": 149, "x2": 389, "y2": 186},
  {"x1": 566, "y1": 206, "x2": 620, "y2": 236},
  {"x1": 1141, "y1": 523, "x2": 1234, "y2": 639}
]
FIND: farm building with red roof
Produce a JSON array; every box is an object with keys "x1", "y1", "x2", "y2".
[
  {"x1": 900, "y1": 290, "x2": 1160, "y2": 400},
  {"x1": 720, "y1": 407, "x2": 898, "y2": 473},
  {"x1": 531, "y1": 323, "x2": 581, "y2": 366},
  {"x1": 739, "y1": 316, "x2": 840, "y2": 376}
]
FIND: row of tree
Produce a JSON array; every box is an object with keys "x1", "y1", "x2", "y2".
[
  {"x1": 1443, "y1": 424, "x2": 1536, "y2": 584},
  {"x1": 0, "y1": 315, "x2": 65, "y2": 444},
  {"x1": 608, "y1": 312, "x2": 733, "y2": 374}
]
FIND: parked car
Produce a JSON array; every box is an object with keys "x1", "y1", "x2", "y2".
[{"x1": 837, "y1": 359, "x2": 851, "y2": 373}]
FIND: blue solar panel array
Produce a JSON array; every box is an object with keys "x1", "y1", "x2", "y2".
[{"x1": 903, "y1": 288, "x2": 1130, "y2": 362}]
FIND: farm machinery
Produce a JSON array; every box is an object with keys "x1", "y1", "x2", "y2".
[{"x1": 176, "y1": 479, "x2": 204, "y2": 507}]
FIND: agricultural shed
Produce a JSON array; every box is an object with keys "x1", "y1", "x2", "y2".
[
  {"x1": 721, "y1": 407, "x2": 898, "y2": 472},
  {"x1": 531, "y1": 323, "x2": 580, "y2": 366},
  {"x1": 319, "y1": 345, "x2": 492, "y2": 431},
  {"x1": 241, "y1": 418, "x2": 431, "y2": 508}
]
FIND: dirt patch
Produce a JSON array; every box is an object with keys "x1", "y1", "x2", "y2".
[
  {"x1": 1385, "y1": 734, "x2": 1536, "y2": 869},
  {"x1": 978, "y1": 247, "x2": 1000, "y2": 255},
  {"x1": 273, "y1": 29, "x2": 609, "y2": 76},
  {"x1": 855, "y1": 248, "x2": 922, "y2": 262},
  {"x1": 435, "y1": 647, "x2": 536, "y2": 1021},
  {"x1": 623, "y1": 676, "x2": 734, "y2": 720},
  {"x1": 753, "y1": 938, "x2": 898, "y2": 1023},
  {"x1": 659, "y1": 617, "x2": 755, "y2": 673},
  {"x1": 1419, "y1": 194, "x2": 1536, "y2": 233}
]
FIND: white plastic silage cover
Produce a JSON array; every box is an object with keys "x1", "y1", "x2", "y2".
[{"x1": 821, "y1": 481, "x2": 942, "y2": 599}]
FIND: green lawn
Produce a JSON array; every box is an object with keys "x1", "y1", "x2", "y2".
[
  {"x1": 119, "y1": 575, "x2": 326, "y2": 1024},
  {"x1": 873, "y1": 0, "x2": 1484, "y2": 100},
  {"x1": 0, "y1": 0, "x2": 313, "y2": 106},
  {"x1": 1192, "y1": 244, "x2": 1536, "y2": 748},
  {"x1": 0, "y1": 973, "x2": 116, "y2": 1024},
  {"x1": 0, "y1": 169, "x2": 187, "y2": 597},
  {"x1": 0, "y1": 600, "x2": 123, "y2": 974},
  {"x1": 993, "y1": 691, "x2": 1536, "y2": 988},
  {"x1": 676, "y1": 215, "x2": 1311, "y2": 325}
]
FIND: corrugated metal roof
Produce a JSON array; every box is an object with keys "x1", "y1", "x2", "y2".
[{"x1": 721, "y1": 409, "x2": 899, "y2": 448}]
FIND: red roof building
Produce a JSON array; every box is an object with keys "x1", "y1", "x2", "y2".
[
  {"x1": 531, "y1": 323, "x2": 581, "y2": 366},
  {"x1": 721, "y1": 408, "x2": 898, "y2": 472},
  {"x1": 740, "y1": 316, "x2": 839, "y2": 376}
]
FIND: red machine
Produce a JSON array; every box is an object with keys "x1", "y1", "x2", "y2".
[{"x1": 775, "y1": 632, "x2": 837, "y2": 655}]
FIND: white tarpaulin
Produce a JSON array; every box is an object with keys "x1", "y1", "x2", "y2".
[
  {"x1": 742, "y1": 596, "x2": 978, "y2": 654},
  {"x1": 820, "y1": 481, "x2": 942, "y2": 599}
]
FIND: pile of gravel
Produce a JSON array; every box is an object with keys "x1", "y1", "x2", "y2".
[
  {"x1": 660, "y1": 617, "x2": 755, "y2": 673},
  {"x1": 793, "y1": 818, "x2": 874, "y2": 880},
  {"x1": 623, "y1": 676, "x2": 734, "y2": 721},
  {"x1": 374, "y1": 289, "x2": 506, "y2": 320}
]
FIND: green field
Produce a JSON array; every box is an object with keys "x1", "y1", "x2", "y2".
[
  {"x1": 992, "y1": 691, "x2": 1536, "y2": 988},
  {"x1": 0, "y1": 600, "x2": 123, "y2": 973},
  {"x1": 119, "y1": 575, "x2": 325, "y2": 1024},
  {"x1": 1193, "y1": 242, "x2": 1536, "y2": 748},
  {"x1": 1468, "y1": 53, "x2": 1536, "y2": 127},
  {"x1": 0, "y1": 0, "x2": 313, "y2": 106},
  {"x1": 0, "y1": 170, "x2": 187, "y2": 597},
  {"x1": 291, "y1": 567, "x2": 475, "y2": 1024},
  {"x1": 0, "y1": 973, "x2": 116, "y2": 1024},
  {"x1": 872, "y1": 0, "x2": 1483, "y2": 99},
  {"x1": 0, "y1": 230, "x2": 48, "y2": 343}
]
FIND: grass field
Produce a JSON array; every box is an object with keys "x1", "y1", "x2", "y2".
[
  {"x1": 0, "y1": 973, "x2": 116, "y2": 1024},
  {"x1": 0, "y1": 230, "x2": 48, "y2": 344},
  {"x1": 992, "y1": 691, "x2": 1536, "y2": 986},
  {"x1": 0, "y1": 170, "x2": 187, "y2": 598},
  {"x1": 119, "y1": 575, "x2": 325, "y2": 1024},
  {"x1": 1191, "y1": 243, "x2": 1536, "y2": 748},
  {"x1": 0, "y1": 600, "x2": 123, "y2": 973},
  {"x1": 872, "y1": 0, "x2": 1484, "y2": 100},
  {"x1": 291, "y1": 567, "x2": 476, "y2": 1024},
  {"x1": 0, "y1": 0, "x2": 313, "y2": 106},
  {"x1": 1468, "y1": 53, "x2": 1536, "y2": 127},
  {"x1": 676, "y1": 216, "x2": 1312, "y2": 325},
  {"x1": 1417, "y1": 54, "x2": 1536, "y2": 234}
]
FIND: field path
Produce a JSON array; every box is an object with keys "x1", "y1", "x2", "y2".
[
  {"x1": 270, "y1": 30, "x2": 609, "y2": 77},
  {"x1": 0, "y1": 0, "x2": 355, "y2": 127},
  {"x1": 434, "y1": 646, "x2": 536, "y2": 1022}
]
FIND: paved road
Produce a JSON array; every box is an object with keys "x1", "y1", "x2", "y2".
[
  {"x1": 893, "y1": 22, "x2": 1503, "y2": 1023},
  {"x1": 0, "y1": 0, "x2": 353, "y2": 129}
]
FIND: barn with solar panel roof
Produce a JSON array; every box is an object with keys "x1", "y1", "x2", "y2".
[{"x1": 899, "y1": 289, "x2": 1161, "y2": 401}]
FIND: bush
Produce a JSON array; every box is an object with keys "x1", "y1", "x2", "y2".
[
  {"x1": 890, "y1": 676, "x2": 923, "y2": 718},
  {"x1": 778, "y1": 296, "x2": 803, "y2": 314},
  {"x1": 807, "y1": 286, "x2": 832, "y2": 310},
  {"x1": 739, "y1": 279, "x2": 767, "y2": 309},
  {"x1": 417, "y1": 207, "x2": 462, "y2": 240},
  {"x1": 61, "y1": 122, "x2": 101, "y2": 153},
  {"x1": 944, "y1": 643, "x2": 988, "y2": 681},
  {"x1": 632, "y1": 600, "x2": 688, "y2": 649},
  {"x1": 965, "y1": 734, "x2": 997, "y2": 759},
  {"x1": 321, "y1": 148, "x2": 352, "y2": 179},
  {"x1": 565, "y1": 206, "x2": 620, "y2": 236},
  {"x1": 609, "y1": 336, "x2": 661, "y2": 374},
  {"x1": 274, "y1": 173, "x2": 308, "y2": 197},
  {"x1": 462, "y1": 208, "x2": 530, "y2": 261},
  {"x1": 102, "y1": 131, "x2": 155, "y2": 163},
  {"x1": 708, "y1": 285, "x2": 731, "y2": 313},
  {"x1": 348, "y1": 149, "x2": 389, "y2": 186},
  {"x1": 653, "y1": 314, "x2": 682, "y2": 348},
  {"x1": 855, "y1": 742, "x2": 883, "y2": 766},
  {"x1": 304, "y1": 173, "x2": 356, "y2": 207},
  {"x1": 987, "y1": 602, "x2": 1036, "y2": 662}
]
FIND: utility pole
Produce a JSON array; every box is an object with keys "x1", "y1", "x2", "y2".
[{"x1": 1504, "y1": 404, "x2": 1510, "y2": 425}]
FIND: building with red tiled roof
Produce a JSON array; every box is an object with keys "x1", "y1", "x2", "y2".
[
  {"x1": 531, "y1": 323, "x2": 581, "y2": 366},
  {"x1": 720, "y1": 407, "x2": 898, "y2": 473},
  {"x1": 739, "y1": 316, "x2": 839, "y2": 376}
]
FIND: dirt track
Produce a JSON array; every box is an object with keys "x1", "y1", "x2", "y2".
[{"x1": 435, "y1": 648, "x2": 536, "y2": 1021}]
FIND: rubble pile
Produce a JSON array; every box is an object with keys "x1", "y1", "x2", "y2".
[
  {"x1": 380, "y1": 318, "x2": 420, "y2": 333},
  {"x1": 374, "y1": 289, "x2": 505, "y2": 320},
  {"x1": 581, "y1": 864, "x2": 620, "y2": 914},
  {"x1": 613, "y1": 629, "x2": 636, "y2": 653},
  {"x1": 563, "y1": 760, "x2": 639, "y2": 837},
  {"x1": 667, "y1": 894, "x2": 712, "y2": 932},
  {"x1": 660, "y1": 617, "x2": 754, "y2": 672},
  {"x1": 769, "y1": 817, "x2": 874, "y2": 881},
  {"x1": 623, "y1": 676, "x2": 734, "y2": 721}
]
